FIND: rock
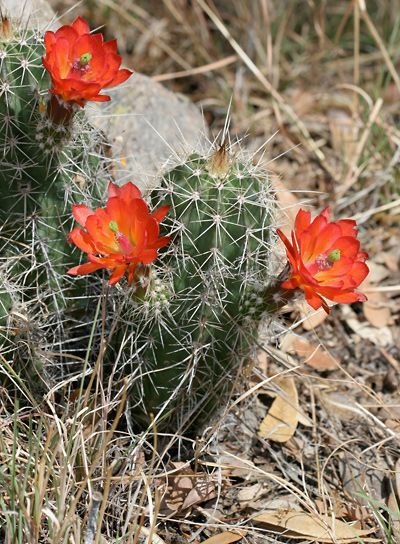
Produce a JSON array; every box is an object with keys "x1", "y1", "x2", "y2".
[
  {"x1": 2, "y1": 0, "x2": 206, "y2": 190},
  {"x1": 1, "y1": 0, "x2": 56, "y2": 29},
  {"x1": 88, "y1": 74, "x2": 206, "y2": 191}
]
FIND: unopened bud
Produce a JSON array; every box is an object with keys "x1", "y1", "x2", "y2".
[
  {"x1": 1, "y1": 15, "x2": 12, "y2": 38},
  {"x1": 207, "y1": 143, "x2": 231, "y2": 178}
]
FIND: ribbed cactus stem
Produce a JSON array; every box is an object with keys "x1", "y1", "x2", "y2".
[
  {"x1": 0, "y1": 21, "x2": 110, "y2": 378},
  {"x1": 107, "y1": 145, "x2": 279, "y2": 431}
]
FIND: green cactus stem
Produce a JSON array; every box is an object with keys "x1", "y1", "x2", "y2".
[{"x1": 107, "y1": 146, "x2": 279, "y2": 432}]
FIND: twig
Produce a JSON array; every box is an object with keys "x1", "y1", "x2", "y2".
[
  {"x1": 351, "y1": 196, "x2": 400, "y2": 222},
  {"x1": 336, "y1": 98, "x2": 383, "y2": 198},
  {"x1": 358, "y1": 0, "x2": 400, "y2": 94},
  {"x1": 363, "y1": 285, "x2": 400, "y2": 293},
  {"x1": 84, "y1": 492, "x2": 102, "y2": 544},
  {"x1": 152, "y1": 55, "x2": 238, "y2": 82}
]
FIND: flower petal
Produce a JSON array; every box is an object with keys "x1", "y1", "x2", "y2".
[
  {"x1": 72, "y1": 16, "x2": 90, "y2": 36},
  {"x1": 42, "y1": 17, "x2": 132, "y2": 106},
  {"x1": 109, "y1": 265, "x2": 127, "y2": 285},
  {"x1": 67, "y1": 261, "x2": 103, "y2": 276},
  {"x1": 68, "y1": 227, "x2": 95, "y2": 253},
  {"x1": 294, "y1": 209, "x2": 311, "y2": 239},
  {"x1": 72, "y1": 204, "x2": 93, "y2": 226},
  {"x1": 152, "y1": 205, "x2": 170, "y2": 223},
  {"x1": 277, "y1": 207, "x2": 369, "y2": 313}
]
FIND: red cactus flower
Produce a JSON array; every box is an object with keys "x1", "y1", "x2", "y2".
[
  {"x1": 67, "y1": 182, "x2": 170, "y2": 285},
  {"x1": 42, "y1": 16, "x2": 132, "y2": 107},
  {"x1": 277, "y1": 208, "x2": 369, "y2": 313}
]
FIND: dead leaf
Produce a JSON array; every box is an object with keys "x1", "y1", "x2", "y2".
[
  {"x1": 363, "y1": 291, "x2": 392, "y2": 328},
  {"x1": 367, "y1": 261, "x2": 391, "y2": 283},
  {"x1": 258, "y1": 377, "x2": 299, "y2": 442},
  {"x1": 294, "y1": 301, "x2": 328, "y2": 330},
  {"x1": 237, "y1": 483, "x2": 265, "y2": 505},
  {"x1": 254, "y1": 510, "x2": 378, "y2": 542},
  {"x1": 158, "y1": 462, "x2": 216, "y2": 515},
  {"x1": 201, "y1": 531, "x2": 245, "y2": 544},
  {"x1": 273, "y1": 177, "x2": 305, "y2": 238},
  {"x1": 381, "y1": 252, "x2": 399, "y2": 272},
  {"x1": 342, "y1": 306, "x2": 393, "y2": 347},
  {"x1": 319, "y1": 391, "x2": 367, "y2": 422},
  {"x1": 292, "y1": 337, "x2": 338, "y2": 371}
]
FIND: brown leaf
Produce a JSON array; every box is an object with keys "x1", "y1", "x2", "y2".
[
  {"x1": 367, "y1": 261, "x2": 390, "y2": 283},
  {"x1": 254, "y1": 510, "x2": 378, "y2": 542},
  {"x1": 202, "y1": 531, "x2": 245, "y2": 544},
  {"x1": 237, "y1": 483, "x2": 265, "y2": 506},
  {"x1": 294, "y1": 301, "x2": 328, "y2": 330},
  {"x1": 363, "y1": 291, "x2": 392, "y2": 328},
  {"x1": 342, "y1": 306, "x2": 393, "y2": 347},
  {"x1": 258, "y1": 377, "x2": 299, "y2": 442},
  {"x1": 292, "y1": 337, "x2": 338, "y2": 371},
  {"x1": 381, "y1": 251, "x2": 399, "y2": 272},
  {"x1": 319, "y1": 391, "x2": 366, "y2": 422},
  {"x1": 158, "y1": 462, "x2": 216, "y2": 515}
]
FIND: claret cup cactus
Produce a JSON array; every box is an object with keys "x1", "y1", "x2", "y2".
[
  {"x1": 101, "y1": 146, "x2": 279, "y2": 430},
  {"x1": 0, "y1": 15, "x2": 131, "y2": 376},
  {"x1": 0, "y1": 14, "x2": 369, "y2": 434}
]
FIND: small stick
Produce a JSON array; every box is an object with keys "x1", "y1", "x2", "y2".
[{"x1": 84, "y1": 492, "x2": 102, "y2": 544}]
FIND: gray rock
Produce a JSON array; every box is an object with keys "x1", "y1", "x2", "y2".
[
  {"x1": 2, "y1": 0, "x2": 206, "y2": 190},
  {"x1": 88, "y1": 75, "x2": 206, "y2": 190},
  {"x1": 1, "y1": 0, "x2": 56, "y2": 29}
]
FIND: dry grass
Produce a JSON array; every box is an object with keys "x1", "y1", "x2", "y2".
[{"x1": 1, "y1": 0, "x2": 400, "y2": 542}]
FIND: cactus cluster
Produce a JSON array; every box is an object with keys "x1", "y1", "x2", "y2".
[
  {"x1": 0, "y1": 23, "x2": 110, "y2": 380},
  {"x1": 0, "y1": 15, "x2": 281, "y2": 433}
]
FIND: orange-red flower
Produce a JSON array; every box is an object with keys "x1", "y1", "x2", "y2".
[
  {"x1": 277, "y1": 208, "x2": 369, "y2": 313},
  {"x1": 42, "y1": 17, "x2": 132, "y2": 107},
  {"x1": 67, "y1": 182, "x2": 170, "y2": 285}
]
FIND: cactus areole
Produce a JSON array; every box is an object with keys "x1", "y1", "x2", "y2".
[
  {"x1": 0, "y1": 17, "x2": 130, "y2": 390},
  {"x1": 0, "y1": 15, "x2": 370, "y2": 435}
]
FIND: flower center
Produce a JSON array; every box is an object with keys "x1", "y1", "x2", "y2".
[
  {"x1": 72, "y1": 52, "x2": 92, "y2": 73},
  {"x1": 315, "y1": 249, "x2": 341, "y2": 271},
  {"x1": 79, "y1": 52, "x2": 92, "y2": 65},
  {"x1": 109, "y1": 220, "x2": 119, "y2": 233},
  {"x1": 109, "y1": 220, "x2": 134, "y2": 255},
  {"x1": 327, "y1": 248, "x2": 341, "y2": 263}
]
